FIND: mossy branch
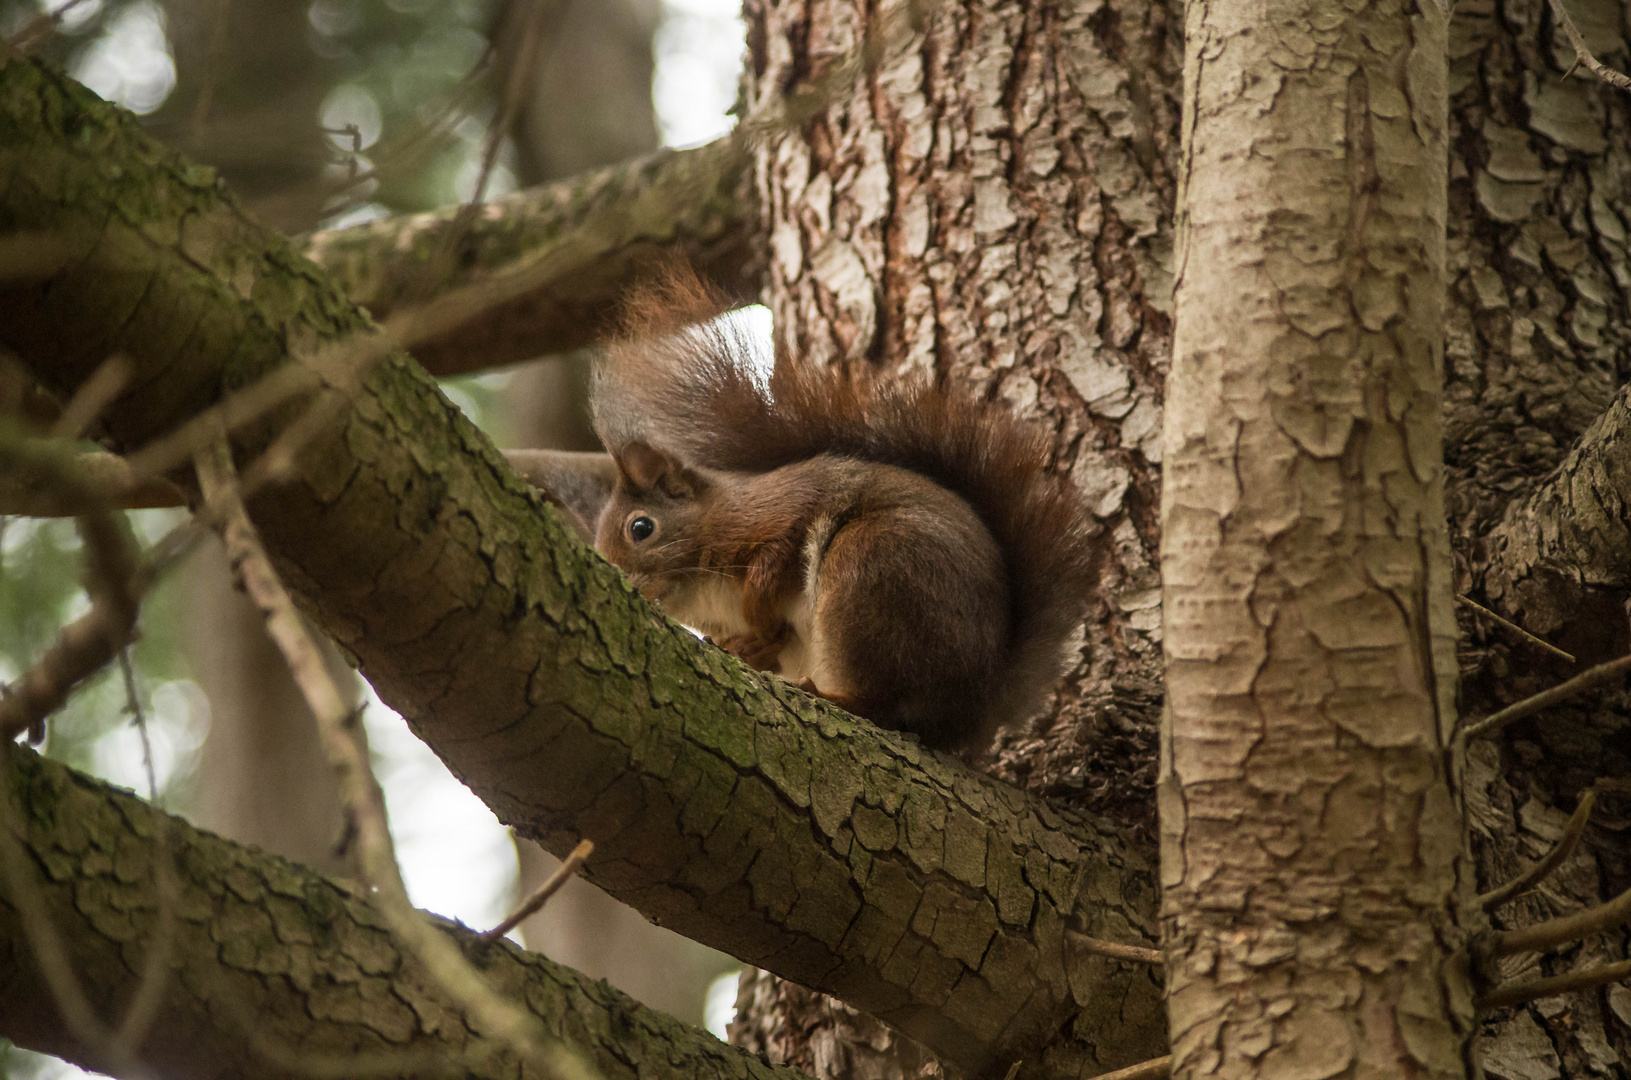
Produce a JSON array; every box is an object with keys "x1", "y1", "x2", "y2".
[
  {"x1": 0, "y1": 746, "x2": 812, "y2": 1080},
  {"x1": 0, "y1": 55, "x2": 1166, "y2": 1078}
]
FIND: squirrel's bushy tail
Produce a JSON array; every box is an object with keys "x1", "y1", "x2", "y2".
[{"x1": 594, "y1": 267, "x2": 1099, "y2": 739}]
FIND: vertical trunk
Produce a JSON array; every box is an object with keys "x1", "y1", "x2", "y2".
[
  {"x1": 185, "y1": 542, "x2": 358, "y2": 881},
  {"x1": 152, "y1": 0, "x2": 335, "y2": 231},
  {"x1": 1443, "y1": 0, "x2": 1631, "y2": 1069},
  {"x1": 737, "y1": 0, "x2": 1181, "y2": 1072},
  {"x1": 1162, "y1": 1, "x2": 1470, "y2": 1078}
]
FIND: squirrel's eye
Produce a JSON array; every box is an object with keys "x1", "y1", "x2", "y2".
[{"x1": 629, "y1": 516, "x2": 655, "y2": 543}]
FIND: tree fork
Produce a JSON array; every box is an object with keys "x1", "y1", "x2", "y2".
[{"x1": 1161, "y1": 0, "x2": 1474, "y2": 1076}]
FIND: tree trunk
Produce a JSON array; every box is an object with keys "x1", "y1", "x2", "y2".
[
  {"x1": 1163, "y1": 0, "x2": 1471, "y2": 1077},
  {"x1": 1443, "y1": 0, "x2": 1631, "y2": 1070},
  {"x1": 184, "y1": 539, "x2": 358, "y2": 881},
  {"x1": 733, "y1": 0, "x2": 1181, "y2": 1072}
]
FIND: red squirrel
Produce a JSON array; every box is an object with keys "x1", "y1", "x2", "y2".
[{"x1": 566, "y1": 269, "x2": 1097, "y2": 750}]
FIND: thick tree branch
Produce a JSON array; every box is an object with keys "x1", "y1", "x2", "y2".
[
  {"x1": 0, "y1": 57, "x2": 1166, "y2": 1078},
  {"x1": 0, "y1": 746, "x2": 811, "y2": 1080},
  {"x1": 301, "y1": 136, "x2": 761, "y2": 376}
]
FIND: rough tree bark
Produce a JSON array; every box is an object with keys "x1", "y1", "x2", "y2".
[
  {"x1": 1440, "y1": 0, "x2": 1631, "y2": 1071},
  {"x1": 0, "y1": 746, "x2": 809, "y2": 1080},
  {"x1": 5, "y1": 0, "x2": 1631, "y2": 1069},
  {"x1": 730, "y1": 0, "x2": 1181, "y2": 1070},
  {"x1": 1163, "y1": 0, "x2": 1471, "y2": 1078},
  {"x1": 0, "y1": 56, "x2": 1165, "y2": 1080}
]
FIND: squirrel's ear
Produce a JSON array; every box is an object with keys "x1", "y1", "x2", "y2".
[
  {"x1": 616, "y1": 440, "x2": 706, "y2": 498},
  {"x1": 616, "y1": 441, "x2": 669, "y2": 490}
]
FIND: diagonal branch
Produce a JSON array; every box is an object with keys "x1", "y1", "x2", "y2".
[
  {"x1": 0, "y1": 55, "x2": 1167, "y2": 1078},
  {"x1": 1475, "y1": 959, "x2": 1631, "y2": 1011},
  {"x1": 1481, "y1": 391, "x2": 1631, "y2": 665},
  {"x1": 301, "y1": 135, "x2": 760, "y2": 376},
  {"x1": 0, "y1": 746, "x2": 812, "y2": 1080},
  {"x1": 1545, "y1": 0, "x2": 1631, "y2": 91},
  {"x1": 1478, "y1": 791, "x2": 1595, "y2": 910},
  {"x1": 1485, "y1": 881, "x2": 1631, "y2": 958}
]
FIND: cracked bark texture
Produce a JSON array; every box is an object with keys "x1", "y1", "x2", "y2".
[
  {"x1": 735, "y1": 0, "x2": 1182, "y2": 1071},
  {"x1": 0, "y1": 746, "x2": 809, "y2": 1080},
  {"x1": 1162, "y1": 0, "x2": 1472, "y2": 1077},
  {"x1": 1437, "y1": 0, "x2": 1631, "y2": 1071},
  {"x1": 0, "y1": 56, "x2": 1163, "y2": 1080}
]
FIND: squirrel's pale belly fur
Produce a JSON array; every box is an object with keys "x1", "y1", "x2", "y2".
[{"x1": 662, "y1": 516, "x2": 851, "y2": 699}]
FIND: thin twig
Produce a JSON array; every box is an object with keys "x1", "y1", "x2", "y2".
[
  {"x1": 1065, "y1": 930, "x2": 1164, "y2": 967},
  {"x1": 480, "y1": 839, "x2": 593, "y2": 944},
  {"x1": 1479, "y1": 791, "x2": 1596, "y2": 910},
  {"x1": 52, "y1": 355, "x2": 133, "y2": 441},
  {"x1": 6, "y1": 0, "x2": 95, "y2": 54},
  {"x1": 1456, "y1": 594, "x2": 1575, "y2": 663},
  {"x1": 1460, "y1": 652, "x2": 1631, "y2": 742},
  {"x1": 1476, "y1": 958, "x2": 1631, "y2": 1010},
  {"x1": 1486, "y1": 880, "x2": 1631, "y2": 957},
  {"x1": 193, "y1": 439, "x2": 600, "y2": 1080},
  {"x1": 0, "y1": 440, "x2": 142, "y2": 743},
  {"x1": 112, "y1": 649, "x2": 178, "y2": 1054},
  {"x1": 1093, "y1": 1055, "x2": 1172, "y2": 1080},
  {"x1": 411, "y1": 0, "x2": 555, "y2": 306},
  {"x1": 1546, "y1": 0, "x2": 1631, "y2": 91}
]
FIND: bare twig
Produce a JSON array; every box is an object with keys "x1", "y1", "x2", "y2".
[
  {"x1": 111, "y1": 649, "x2": 178, "y2": 1054},
  {"x1": 0, "y1": 440, "x2": 142, "y2": 743},
  {"x1": 51, "y1": 355, "x2": 132, "y2": 442},
  {"x1": 6, "y1": 0, "x2": 95, "y2": 54},
  {"x1": 1479, "y1": 791, "x2": 1596, "y2": 911},
  {"x1": 1065, "y1": 930, "x2": 1164, "y2": 967},
  {"x1": 1460, "y1": 652, "x2": 1631, "y2": 742},
  {"x1": 1093, "y1": 1055, "x2": 1172, "y2": 1080},
  {"x1": 1546, "y1": 0, "x2": 1631, "y2": 91},
  {"x1": 1486, "y1": 880, "x2": 1631, "y2": 957},
  {"x1": 411, "y1": 0, "x2": 554, "y2": 307},
  {"x1": 1456, "y1": 594, "x2": 1576, "y2": 663},
  {"x1": 1476, "y1": 958, "x2": 1631, "y2": 1010},
  {"x1": 480, "y1": 838, "x2": 593, "y2": 944},
  {"x1": 192, "y1": 439, "x2": 599, "y2": 1080}
]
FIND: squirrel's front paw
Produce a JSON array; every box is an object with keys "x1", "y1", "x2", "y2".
[{"x1": 718, "y1": 632, "x2": 785, "y2": 671}]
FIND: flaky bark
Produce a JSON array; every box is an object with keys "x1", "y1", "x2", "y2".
[
  {"x1": 1437, "y1": 0, "x2": 1631, "y2": 1068},
  {"x1": 301, "y1": 138, "x2": 761, "y2": 376},
  {"x1": 0, "y1": 56, "x2": 1160, "y2": 1079},
  {"x1": 735, "y1": 0, "x2": 1181, "y2": 1069},
  {"x1": 0, "y1": 745, "x2": 808, "y2": 1080},
  {"x1": 1162, "y1": 0, "x2": 1472, "y2": 1077}
]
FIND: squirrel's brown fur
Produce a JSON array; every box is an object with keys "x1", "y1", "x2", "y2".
[{"x1": 593, "y1": 267, "x2": 1096, "y2": 746}]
